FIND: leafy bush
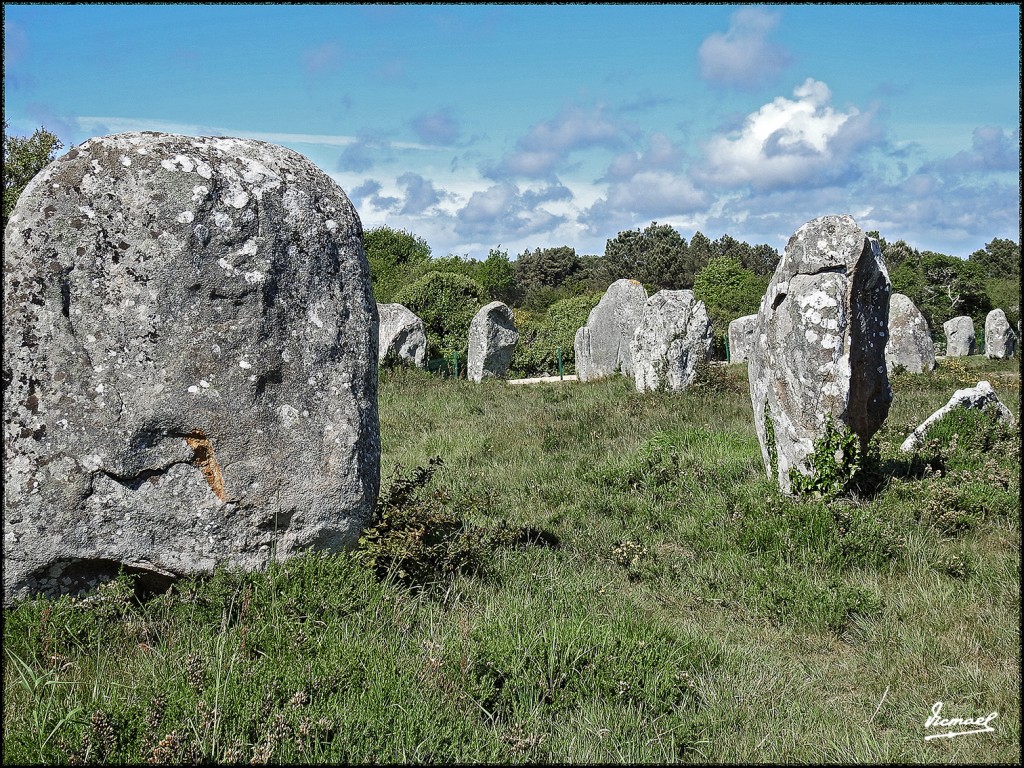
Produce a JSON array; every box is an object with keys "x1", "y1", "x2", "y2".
[
  {"x1": 789, "y1": 421, "x2": 864, "y2": 499},
  {"x1": 508, "y1": 292, "x2": 601, "y2": 376},
  {"x1": 392, "y1": 271, "x2": 486, "y2": 361}
]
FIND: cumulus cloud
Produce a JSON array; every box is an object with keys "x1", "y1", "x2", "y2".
[
  {"x1": 396, "y1": 172, "x2": 448, "y2": 215},
  {"x1": 411, "y1": 108, "x2": 460, "y2": 146},
  {"x1": 698, "y1": 7, "x2": 791, "y2": 88},
  {"x1": 454, "y1": 182, "x2": 566, "y2": 239},
  {"x1": 348, "y1": 179, "x2": 399, "y2": 212},
  {"x1": 698, "y1": 78, "x2": 881, "y2": 190},
  {"x1": 923, "y1": 126, "x2": 1020, "y2": 175},
  {"x1": 485, "y1": 105, "x2": 629, "y2": 180},
  {"x1": 336, "y1": 136, "x2": 389, "y2": 173},
  {"x1": 302, "y1": 42, "x2": 343, "y2": 75}
]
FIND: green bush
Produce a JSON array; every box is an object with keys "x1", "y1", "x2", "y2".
[
  {"x1": 508, "y1": 292, "x2": 601, "y2": 376},
  {"x1": 392, "y1": 271, "x2": 486, "y2": 361}
]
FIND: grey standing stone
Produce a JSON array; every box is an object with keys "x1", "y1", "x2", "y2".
[
  {"x1": 943, "y1": 316, "x2": 975, "y2": 357},
  {"x1": 377, "y1": 303, "x2": 426, "y2": 367},
  {"x1": 631, "y1": 290, "x2": 713, "y2": 392},
  {"x1": 727, "y1": 314, "x2": 759, "y2": 363},
  {"x1": 899, "y1": 381, "x2": 1014, "y2": 452},
  {"x1": 885, "y1": 293, "x2": 935, "y2": 374},
  {"x1": 574, "y1": 278, "x2": 648, "y2": 382},
  {"x1": 3, "y1": 132, "x2": 380, "y2": 606},
  {"x1": 984, "y1": 309, "x2": 1017, "y2": 359},
  {"x1": 748, "y1": 215, "x2": 892, "y2": 494},
  {"x1": 467, "y1": 301, "x2": 518, "y2": 383}
]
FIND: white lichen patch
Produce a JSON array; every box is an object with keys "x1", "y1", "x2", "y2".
[
  {"x1": 325, "y1": 220, "x2": 337, "y2": 230},
  {"x1": 120, "y1": 155, "x2": 132, "y2": 167},
  {"x1": 187, "y1": 385, "x2": 199, "y2": 394},
  {"x1": 239, "y1": 360, "x2": 252, "y2": 370},
  {"x1": 192, "y1": 185, "x2": 210, "y2": 202},
  {"x1": 242, "y1": 270, "x2": 265, "y2": 284},
  {"x1": 213, "y1": 211, "x2": 232, "y2": 230},
  {"x1": 176, "y1": 211, "x2": 195, "y2": 224},
  {"x1": 78, "y1": 205, "x2": 96, "y2": 219},
  {"x1": 194, "y1": 159, "x2": 213, "y2": 179}
]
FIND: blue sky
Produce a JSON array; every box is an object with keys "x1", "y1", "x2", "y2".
[{"x1": 4, "y1": 3, "x2": 1020, "y2": 260}]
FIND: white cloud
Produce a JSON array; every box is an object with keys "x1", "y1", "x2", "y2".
[
  {"x1": 698, "y1": 7, "x2": 791, "y2": 88},
  {"x1": 698, "y1": 79, "x2": 878, "y2": 190}
]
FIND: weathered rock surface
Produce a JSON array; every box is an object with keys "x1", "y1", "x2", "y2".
[
  {"x1": 377, "y1": 303, "x2": 426, "y2": 367},
  {"x1": 984, "y1": 308, "x2": 1017, "y2": 359},
  {"x1": 631, "y1": 290, "x2": 713, "y2": 392},
  {"x1": 885, "y1": 293, "x2": 935, "y2": 374},
  {"x1": 574, "y1": 279, "x2": 648, "y2": 382},
  {"x1": 943, "y1": 316, "x2": 975, "y2": 357},
  {"x1": 467, "y1": 301, "x2": 518, "y2": 383},
  {"x1": 899, "y1": 381, "x2": 1014, "y2": 452},
  {"x1": 748, "y1": 215, "x2": 892, "y2": 494},
  {"x1": 3, "y1": 132, "x2": 380, "y2": 606},
  {"x1": 727, "y1": 314, "x2": 759, "y2": 363}
]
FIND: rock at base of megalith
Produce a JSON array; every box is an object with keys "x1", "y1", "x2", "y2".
[
  {"x1": 899, "y1": 381, "x2": 1014, "y2": 452},
  {"x1": 727, "y1": 314, "x2": 759, "y2": 364},
  {"x1": 984, "y1": 309, "x2": 1017, "y2": 359},
  {"x1": 467, "y1": 301, "x2": 518, "y2": 383},
  {"x1": 748, "y1": 214, "x2": 892, "y2": 494},
  {"x1": 885, "y1": 293, "x2": 935, "y2": 374},
  {"x1": 631, "y1": 290, "x2": 713, "y2": 392},
  {"x1": 3, "y1": 132, "x2": 380, "y2": 606},
  {"x1": 943, "y1": 316, "x2": 976, "y2": 357},
  {"x1": 377, "y1": 303, "x2": 427, "y2": 367},
  {"x1": 574, "y1": 279, "x2": 648, "y2": 382}
]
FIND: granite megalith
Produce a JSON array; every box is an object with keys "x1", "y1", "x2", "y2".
[
  {"x1": 467, "y1": 301, "x2": 518, "y2": 383},
  {"x1": 631, "y1": 290, "x2": 713, "y2": 392},
  {"x1": 984, "y1": 308, "x2": 1017, "y2": 359},
  {"x1": 899, "y1": 380, "x2": 1014, "y2": 452},
  {"x1": 3, "y1": 132, "x2": 380, "y2": 606},
  {"x1": 884, "y1": 293, "x2": 935, "y2": 374},
  {"x1": 574, "y1": 278, "x2": 648, "y2": 382},
  {"x1": 377, "y1": 303, "x2": 427, "y2": 367},
  {"x1": 727, "y1": 314, "x2": 759, "y2": 363},
  {"x1": 943, "y1": 316, "x2": 975, "y2": 357},
  {"x1": 749, "y1": 215, "x2": 892, "y2": 494}
]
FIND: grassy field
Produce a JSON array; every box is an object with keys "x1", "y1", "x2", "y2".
[{"x1": 3, "y1": 355, "x2": 1020, "y2": 764}]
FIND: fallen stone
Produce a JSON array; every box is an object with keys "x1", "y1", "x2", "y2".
[
  {"x1": 943, "y1": 316, "x2": 976, "y2": 357},
  {"x1": 574, "y1": 278, "x2": 648, "y2": 382},
  {"x1": 631, "y1": 290, "x2": 713, "y2": 392},
  {"x1": 377, "y1": 303, "x2": 427, "y2": 367},
  {"x1": 727, "y1": 314, "x2": 759, "y2": 363},
  {"x1": 984, "y1": 308, "x2": 1017, "y2": 359},
  {"x1": 467, "y1": 301, "x2": 518, "y2": 383},
  {"x1": 885, "y1": 293, "x2": 936, "y2": 374},
  {"x1": 3, "y1": 132, "x2": 380, "y2": 606},
  {"x1": 748, "y1": 214, "x2": 892, "y2": 493},
  {"x1": 899, "y1": 381, "x2": 1015, "y2": 452}
]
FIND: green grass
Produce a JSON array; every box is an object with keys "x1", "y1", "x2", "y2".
[{"x1": 4, "y1": 355, "x2": 1020, "y2": 764}]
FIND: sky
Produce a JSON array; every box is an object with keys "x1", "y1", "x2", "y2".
[{"x1": 3, "y1": 3, "x2": 1020, "y2": 261}]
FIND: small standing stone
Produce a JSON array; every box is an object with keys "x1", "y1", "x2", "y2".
[
  {"x1": 984, "y1": 309, "x2": 1017, "y2": 359},
  {"x1": 943, "y1": 316, "x2": 976, "y2": 357},
  {"x1": 467, "y1": 301, "x2": 518, "y2": 383},
  {"x1": 885, "y1": 293, "x2": 935, "y2": 373},
  {"x1": 631, "y1": 290, "x2": 713, "y2": 392},
  {"x1": 574, "y1": 279, "x2": 648, "y2": 382},
  {"x1": 377, "y1": 303, "x2": 427, "y2": 367},
  {"x1": 727, "y1": 314, "x2": 759, "y2": 363}
]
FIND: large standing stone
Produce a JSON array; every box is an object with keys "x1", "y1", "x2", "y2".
[
  {"x1": 884, "y1": 293, "x2": 935, "y2": 374},
  {"x1": 573, "y1": 278, "x2": 648, "y2": 382},
  {"x1": 3, "y1": 132, "x2": 380, "y2": 606},
  {"x1": 984, "y1": 309, "x2": 1017, "y2": 359},
  {"x1": 377, "y1": 303, "x2": 426, "y2": 367},
  {"x1": 727, "y1": 314, "x2": 759, "y2": 363},
  {"x1": 749, "y1": 215, "x2": 892, "y2": 494},
  {"x1": 631, "y1": 290, "x2": 713, "y2": 392},
  {"x1": 467, "y1": 301, "x2": 518, "y2": 383},
  {"x1": 899, "y1": 381, "x2": 1014, "y2": 452},
  {"x1": 943, "y1": 316, "x2": 975, "y2": 357}
]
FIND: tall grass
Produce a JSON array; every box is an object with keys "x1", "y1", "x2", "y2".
[{"x1": 4, "y1": 355, "x2": 1020, "y2": 763}]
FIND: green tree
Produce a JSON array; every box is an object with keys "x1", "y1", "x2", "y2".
[
  {"x1": 893, "y1": 251, "x2": 991, "y2": 333},
  {"x1": 364, "y1": 226, "x2": 432, "y2": 304},
  {"x1": 603, "y1": 222, "x2": 694, "y2": 289},
  {"x1": 477, "y1": 248, "x2": 518, "y2": 305},
  {"x1": 508, "y1": 292, "x2": 602, "y2": 376},
  {"x1": 515, "y1": 246, "x2": 580, "y2": 293},
  {"x1": 693, "y1": 257, "x2": 769, "y2": 359},
  {"x1": 391, "y1": 271, "x2": 486, "y2": 362},
  {"x1": 969, "y1": 238, "x2": 1020, "y2": 280},
  {"x1": 3, "y1": 121, "x2": 63, "y2": 225}
]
